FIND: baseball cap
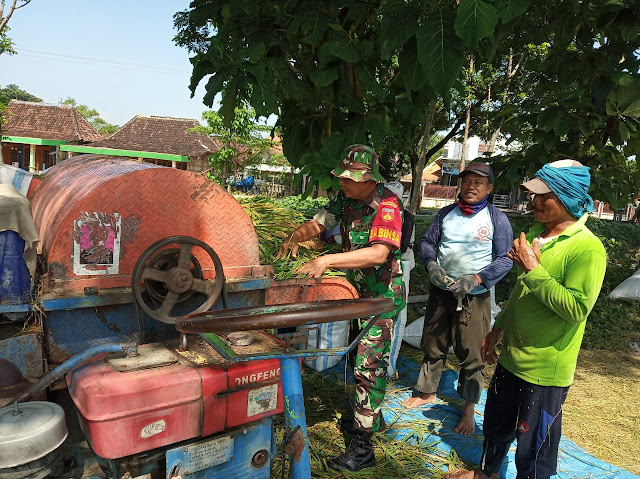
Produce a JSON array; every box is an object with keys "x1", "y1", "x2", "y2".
[
  {"x1": 521, "y1": 159, "x2": 584, "y2": 194},
  {"x1": 331, "y1": 145, "x2": 384, "y2": 183},
  {"x1": 460, "y1": 162, "x2": 494, "y2": 183}
]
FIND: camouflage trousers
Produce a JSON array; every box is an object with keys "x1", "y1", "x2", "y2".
[{"x1": 353, "y1": 316, "x2": 394, "y2": 433}]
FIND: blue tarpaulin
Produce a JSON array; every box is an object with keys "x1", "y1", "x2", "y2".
[{"x1": 322, "y1": 355, "x2": 638, "y2": 478}]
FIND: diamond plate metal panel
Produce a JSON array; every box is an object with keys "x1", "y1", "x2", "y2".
[
  {"x1": 31, "y1": 155, "x2": 263, "y2": 294},
  {"x1": 265, "y1": 278, "x2": 359, "y2": 305},
  {"x1": 0, "y1": 332, "x2": 44, "y2": 378}
]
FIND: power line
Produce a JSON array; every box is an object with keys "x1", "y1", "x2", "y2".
[{"x1": 14, "y1": 47, "x2": 192, "y2": 75}]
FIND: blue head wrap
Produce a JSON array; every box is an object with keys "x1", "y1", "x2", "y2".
[{"x1": 535, "y1": 164, "x2": 594, "y2": 218}]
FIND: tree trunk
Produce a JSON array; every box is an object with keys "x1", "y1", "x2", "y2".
[
  {"x1": 485, "y1": 85, "x2": 491, "y2": 143},
  {"x1": 409, "y1": 100, "x2": 437, "y2": 214},
  {"x1": 460, "y1": 57, "x2": 474, "y2": 170},
  {"x1": 221, "y1": 162, "x2": 229, "y2": 187},
  {"x1": 488, "y1": 49, "x2": 524, "y2": 154},
  {"x1": 407, "y1": 115, "x2": 468, "y2": 215},
  {"x1": 0, "y1": 0, "x2": 31, "y2": 56}
]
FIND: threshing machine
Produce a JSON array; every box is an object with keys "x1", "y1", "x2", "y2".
[{"x1": 0, "y1": 155, "x2": 394, "y2": 479}]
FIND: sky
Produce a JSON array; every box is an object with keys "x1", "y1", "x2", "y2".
[{"x1": 1, "y1": 1, "x2": 224, "y2": 127}]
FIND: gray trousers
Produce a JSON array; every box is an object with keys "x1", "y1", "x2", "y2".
[{"x1": 415, "y1": 285, "x2": 491, "y2": 404}]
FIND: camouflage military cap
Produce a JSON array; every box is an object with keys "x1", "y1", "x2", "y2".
[{"x1": 331, "y1": 144, "x2": 384, "y2": 183}]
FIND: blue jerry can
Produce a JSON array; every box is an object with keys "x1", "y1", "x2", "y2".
[{"x1": 0, "y1": 230, "x2": 31, "y2": 303}]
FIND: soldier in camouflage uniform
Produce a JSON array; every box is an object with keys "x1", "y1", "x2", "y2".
[{"x1": 277, "y1": 145, "x2": 406, "y2": 472}]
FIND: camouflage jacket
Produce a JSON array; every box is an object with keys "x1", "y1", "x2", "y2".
[{"x1": 313, "y1": 184, "x2": 406, "y2": 319}]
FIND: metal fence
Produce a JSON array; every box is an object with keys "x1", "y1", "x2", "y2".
[{"x1": 492, "y1": 194, "x2": 511, "y2": 209}]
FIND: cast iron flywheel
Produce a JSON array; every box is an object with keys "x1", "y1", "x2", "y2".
[{"x1": 132, "y1": 236, "x2": 225, "y2": 324}]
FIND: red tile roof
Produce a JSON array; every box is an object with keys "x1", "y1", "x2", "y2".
[
  {"x1": 3, "y1": 100, "x2": 102, "y2": 143},
  {"x1": 269, "y1": 133, "x2": 284, "y2": 155},
  {"x1": 400, "y1": 158, "x2": 442, "y2": 183},
  {"x1": 422, "y1": 184, "x2": 456, "y2": 200},
  {"x1": 89, "y1": 115, "x2": 219, "y2": 157}
]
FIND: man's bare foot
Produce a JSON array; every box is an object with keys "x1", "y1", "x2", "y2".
[
  {"x1": 402, "y1": 392, "x2": 436, "y2": 409},
  {"x1": 443, "y1": 469, "x2": 497, "y2": 479},
  {"x1": 453, "y1": 401, "x2": 476, "y2": 435}
]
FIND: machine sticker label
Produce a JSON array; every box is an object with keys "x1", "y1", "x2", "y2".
[
  {"x1": 73, "y1": 212, "x2": 121, "y2": 275},
  {"x1": 141, "y1": 419, "x2": 166, "y2": 438},
  {"x1": 174, "y1": 435, "x2": 234, "y2": 473},
  {"x1": 234, "y1": 367, "x2": 280, "y2": 386},
  {"x1": 247, "y1": 383, "x2": 278, "y2": 417}
]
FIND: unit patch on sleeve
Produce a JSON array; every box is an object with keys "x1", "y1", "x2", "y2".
[
  {"x1": 381, "y1": 207, "x2": 395, "y2": 222},
  {"x1": 369, "y1": 197, "x2": 402, "y2": 249}
]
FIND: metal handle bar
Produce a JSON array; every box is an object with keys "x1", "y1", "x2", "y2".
[{"x1": 175, "y1": 297, "x2": 396, "y2": 334}]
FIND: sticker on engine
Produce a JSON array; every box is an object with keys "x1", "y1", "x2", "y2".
[
  {"x1": 169, "y1": 435, "x2": 234, "y2": 474},
  {"x1": 247, "y1": 383, "x2": 278, "y2": 417},
  {"x1": 141, "y1": 419, "x2": 166, "y2": 438}
]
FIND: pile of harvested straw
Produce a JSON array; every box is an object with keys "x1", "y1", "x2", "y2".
[{"x1": 237, "y1": 195, "x2": 344, "y2": 280}]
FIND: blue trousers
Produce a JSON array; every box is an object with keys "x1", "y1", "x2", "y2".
[{"x1": 481, "y1": 364, "x2": 569, "y2": 479}]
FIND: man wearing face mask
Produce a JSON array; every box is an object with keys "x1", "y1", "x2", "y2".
[
  {"x1": 403, "y1": 162, "x2": 513, "y2": 436},
  {"x1": 451, "y1": 160, "x2": 606, "y2": 479},
  {"x1": 277, "y1": 144, "x2": 405, "y2": 472}
]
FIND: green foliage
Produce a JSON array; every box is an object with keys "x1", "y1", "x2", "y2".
[
  {"x1": 192, "y1": 105, "x2": 273, "y2": 183},
  {"x1": 60, "y1": 97, "x2": 118, "y2": 134},
  {"x1": 583, "y1": 297, "x2": 640, "y2": 350},
  {"x1": 487, "y1": 1, "x2": 640, "y2": 208},
  {"x1": 0, "y1": 103, "x2": 7, "y2": 131},
  {"x1": 0, "y1": 1, "x2": 31, "y2": 56},
  {"x1": 0, "y1": 83, "x2": 41, "y2": 105},
  {"x1": 173, "y1": 0, "x2": 476, "y2": 195},
  {"x1": 279, "y1": 195, "x2": 329, "y2": 211},
  {"x1": 0, "y1": 25, "x2": 16, "y2": 55},
  {"x1": 175, "y1": 0, "x2": 640, "y2": 207},
  {"x1": 408, "y1": 214, "x2": 435, "y2": 297}
]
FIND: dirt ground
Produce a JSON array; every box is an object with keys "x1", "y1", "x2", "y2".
[
  {"x1": 400, "y1": 304, "x2": 640, "y2": 476},
  {"x1": 562, "y1": 349, "x2": 640, "y2": 475}
]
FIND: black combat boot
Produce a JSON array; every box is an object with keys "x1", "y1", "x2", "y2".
[
  {"x1": 339, "y1": 414, "x2": 386, "y2": 433},
  {"x1": 326, "y1": 429, "x2": 376, "y2": 472}
]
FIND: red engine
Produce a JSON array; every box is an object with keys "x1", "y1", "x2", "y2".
[{"x1": 67, "y1": 334, "x2": 285, "y2": 459}]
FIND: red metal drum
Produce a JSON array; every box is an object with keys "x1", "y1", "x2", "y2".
[{"x1": 30, "y1": 155, "x2": 269, "y2": 294}]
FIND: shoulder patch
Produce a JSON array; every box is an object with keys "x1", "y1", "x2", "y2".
[{"x1": 381, "y1": 207, "x2": 395, "y2": 222}]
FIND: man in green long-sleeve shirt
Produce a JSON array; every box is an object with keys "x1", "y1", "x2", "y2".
[{"x1": 450, "y1": 160, "x2": 606, "y2": 479}]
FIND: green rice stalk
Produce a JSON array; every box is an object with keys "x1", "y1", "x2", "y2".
[
  {"x1": 237, "y1": 195, "x2": 345, "y2": 280},
  {"x1": 268, "y1": 367, "x2": 467, "y2": 478}
]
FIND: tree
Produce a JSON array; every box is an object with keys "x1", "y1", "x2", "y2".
[
  {"x1": 173, "y1": 1, "x2": 466, "y2": 209},
  {"x1": 60, "y1": 97, "x2": 118, "y2": 134},
  {"x1": 189, "y1": 105, "x2": 273, "y2": 185},
  {"x1": 174, "y1": 0, "x2": 640, "y2": 210},
  {"x1": 0, "y1": 83, "x2": 42, "y2": 105},
  {"x1": 0, "y1": 0, "x2": 31, "y2": 55},
  {"x1": 0, "y1": 83, "x2": 41, "y2": 163},
  {"x1": 483, "y1": 2, "x2": 640, "y2": 208}
]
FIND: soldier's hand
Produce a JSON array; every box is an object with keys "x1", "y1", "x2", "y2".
[
  {"x1": 427, "y1": 262, "x2": 447, "y2": 288},
  {"x1": 296, "y1": 257, "x2": 328, "y2": 278},
  {"x1": 277, "y1": 235, "x2": 300, "y2": 259}
]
